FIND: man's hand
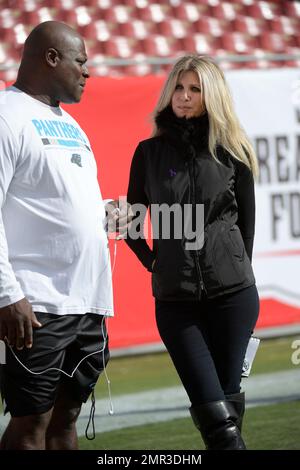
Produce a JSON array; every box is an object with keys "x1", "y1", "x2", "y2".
[
  {"x1": 105, "y1": 199, "x2": 134, "y2": 240},
  {"x1": 0, "y1": 298, "x2": 42, "y2": 350}
]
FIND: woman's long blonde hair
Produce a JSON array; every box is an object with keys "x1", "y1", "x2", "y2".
[{"x1": 152, "y1": 55, "x2": 258, "y2": 177}]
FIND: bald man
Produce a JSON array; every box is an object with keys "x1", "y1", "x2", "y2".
[{"x1": 0, "y1": 21, "x2": 128, "y2": 450}]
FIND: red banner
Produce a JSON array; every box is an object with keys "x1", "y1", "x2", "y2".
[{"x1": 64, "y1": 76, "x2": 300, "y2": 349}]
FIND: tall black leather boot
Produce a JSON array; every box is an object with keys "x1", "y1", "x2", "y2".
[
  {"x1": 189, "y1": 400, "x2": 246, "y2": 450},
  {"x1": 226, "y1": 392, "x2": 245, "y2": 432}
]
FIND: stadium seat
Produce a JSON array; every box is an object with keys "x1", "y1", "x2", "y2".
[
  {"x1": 1, "y1": 0, "x2": 300, "y2": 77},
  {"x1": 158, "y1": 19, "x2": 193, "y2": 39},
  {"x1": 1, "y1": 23, "x2": 29, "y2": 49},
  {"x1": 0, "y1": 8, "x2": 19, "y2": 29},
  {"x1": 85, "y1": 39, "x2": 104, "y2": 56},
  {"x1": 0, "y1": 26, "x2": 15, "y2": 43},
  {"x1": 285, "y1": 1, "x2": 300, "y2": 18},
  {"x1": 119, "y1": 20, "x2": 157, "y2": 40},
  {"x1": 44, "y1": 0, "x2": 77, "y2": 8},
  {"x1": 142, "y1": 35, "x2": 181, "y2": 56},
  {"x1": 270, "y1": 17, "x2": 299, "y2": 36},
  {"x1": 194, "y1": 16, "x2": 226, "y2": 37},
  {"x1": 247, "y1": 1, "x2": 282, "y2": 20},
  {"x1": 102, "y1": 36, "x2": 141, "y2": 58},
  {"x1": 8, "y1": 0, "x2": 39, "y2": 8},
  {"x1": 233, "y1": 16, "x2": 267, "y2": 37},
  {"x1": 221, "y1": 32, "x2": 259, "y2": 54},
  {"x1": 17, "y1": 6, "x2": 52, "y2": 26},
  {"x1": 173, "y1": 3, "x2": 202, "y2": 22},
  {"x1": 58, "y1": 6, "x2": 94, "y2": 26},
  {"x1": 295, "y1": 35, "x2": 300, "y2": 48},
  {"x1": 0, "y1": 42, "x2": 10, "y2": 66},
  {"x1": 210, "y1": 2, "x2": 244, "y2": 21},
  {"x1": 79, "y1": 20, "x2": 119, "y2": 41},
  {"x1": 138, "y1": 4, "x2": 171, "y2": 22},
  {"x1": 58, "y1": 9, "x2": 78, "y2": 26},
  {"x1": 260, "y1": 32, "x2": 288, "y2": 52},
  {"x1": 103, "y1": 5, "x2": 136, "y2": 23},
  {"x1": 19, "y1": 9, "x2": 40, "y2": 25},
  {"x1": 183, "y1": 34, "x2": 220, "y2": 55}
]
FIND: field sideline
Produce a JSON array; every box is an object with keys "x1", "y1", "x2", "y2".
[{"x1": 78, "y1": 335, "x2": 300, "y2": 450}]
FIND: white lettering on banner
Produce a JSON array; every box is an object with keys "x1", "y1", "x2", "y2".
[
  {"x1": 0, "y1": 340, "x2": 5, "y2": 364},
  {"x1": 291, "y1": 339, "x2": 300, "y2": 365},
  {"x1": 226, "y1": 69, "x2": 300, "y2": 307}
]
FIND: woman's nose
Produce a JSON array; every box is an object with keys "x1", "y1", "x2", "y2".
[{"x1": 183, "y1": 90, "x2": 190, "y2": 100}]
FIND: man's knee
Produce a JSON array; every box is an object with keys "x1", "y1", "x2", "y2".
[
  {"x1": 12, "y1": 411, "x2": 53, "y2": 431},
  {"x1": 49, "y1": 402, "x2": 81, "y2": 430}
]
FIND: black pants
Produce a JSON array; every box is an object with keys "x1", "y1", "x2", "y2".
[{"x1": 155, "y1": 285, "x2": 259, "y2": 406}]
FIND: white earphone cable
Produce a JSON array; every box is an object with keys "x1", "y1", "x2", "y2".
[{"x1": 8, "y1": 237, "x2": 118, "y2": 418}]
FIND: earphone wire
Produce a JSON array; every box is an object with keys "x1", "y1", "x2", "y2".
[{"x1": 7, "y1": 237, "x2": 118, "y2": 418}]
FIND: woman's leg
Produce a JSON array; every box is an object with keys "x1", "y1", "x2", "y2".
[
  {"x1": 206, "y1": 285, "x2": 260, "y2": 395},
  {"x1": 155, "y1": 295, "x2": 255, "y2": 450},
  {"x1": 155, "y1": 299, "x2": 224, "y2": 406}
]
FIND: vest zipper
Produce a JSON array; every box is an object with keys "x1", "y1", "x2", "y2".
[{"x1": 189, "y1": 159, "x2": 206, "y2": 299}]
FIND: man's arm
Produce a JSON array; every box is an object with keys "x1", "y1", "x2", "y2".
[{"x1": 0, "y1": 115, "x2": 41, "y2": 349}]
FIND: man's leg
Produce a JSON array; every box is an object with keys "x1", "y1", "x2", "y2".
[
  {"x1": 0, "y1": 409, "x2": 53, "y2": 450},
  {"x1": 46, "y1": 383, "x2": 82, "y2": 450}
]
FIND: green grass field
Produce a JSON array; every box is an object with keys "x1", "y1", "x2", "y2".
[
  {"x1": 1, "y1": 335, "x2": 299, "y2": 449},
  {"x1": 79, "y1": 401, "x2": 300, "y2": 450},
  {"x1": 93, "y1": 335, "x2": 298, "y2": 399},
  {"x1": 78, "y1": 335, "x2": 300, "y2": 450}
]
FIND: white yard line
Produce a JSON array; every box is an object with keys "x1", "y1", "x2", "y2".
[
  {"x1": 76, "y1": 369, "x2": 300, "y2": 436},
  {"x1": 1, "y1": 369, "x2": 299, "y2": 437}
]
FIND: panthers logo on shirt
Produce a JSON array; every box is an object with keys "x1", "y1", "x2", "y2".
[{"x1": 71, "y1": 153, "x2": 82, "y2": 167}]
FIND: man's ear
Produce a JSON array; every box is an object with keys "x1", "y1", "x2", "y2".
[{"x1": 46, "y1": 48, "x2": 60, "y2": 68}]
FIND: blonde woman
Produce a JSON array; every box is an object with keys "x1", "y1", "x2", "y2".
[{"x1": 126, "y1": 55, "x2": 259, "y2": 450}]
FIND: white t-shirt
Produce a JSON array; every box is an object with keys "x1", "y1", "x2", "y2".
[{"x1": 0, "y1": 87, "x2": 113, "y2": 316}]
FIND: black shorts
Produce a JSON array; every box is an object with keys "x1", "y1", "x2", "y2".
[{"x1": 0, "y1": 312, "x2": 109, "y2": 417}]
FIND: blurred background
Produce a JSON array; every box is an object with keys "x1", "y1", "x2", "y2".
[{"x1": 0, "y1": 0, "x2": 300, "y2": 449}]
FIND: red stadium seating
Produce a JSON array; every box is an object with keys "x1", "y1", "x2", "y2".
[
  {"x1": 183, "y1": 34, "x2": 221, "y2": 55},
  {"x1": 221, "y1": 32, "x2": 259, "y2": 55},
  {"x1": 138, "y1": 4, "x2": 171, "y2": 22},
  {"x1": 194, "y1": 16, "x2": 227, "y2": 37},
  {"x1": 79, "y1": 20, "x2": 119, "y2": 41},
  {"x1": 210, "y1": 2, "x2": 245, "y2": 21},
  {"x1": 260, "y1": 31, "x2": 289, "y2": 52},
  {"x1": 233, "y1": 16, "x2": 267, "y2": 36},
  {"x1": 173, "y1": 3, "x2": 202, "y2": 22},
  {"x1": 270, "y1": 17, "x2": 299, "y2": 36},
  {"x1": 247, "y1": 1, "x2": 283, "y2": 20},
  {"x1": 285, "y1": 1, "x2": 300, "y2": 18},
  {"x1": 120, "y1": 20, "x2": 157, "y2": 40},
  {"x1": 0, "y1": 0, "x2": 299, "y2": 78},
  {"x1": 102, "y1": 36, "x2": 141, "y2": 58},
  {"x1": 158, "y1": 19, "x2": 194, "y2": 39},
  {"x1": 103, "y1": 5, "x2": 136, "y2": 23},
  {"x1": 142, "y1": 35, "x2": 181, "y2": 57}
]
